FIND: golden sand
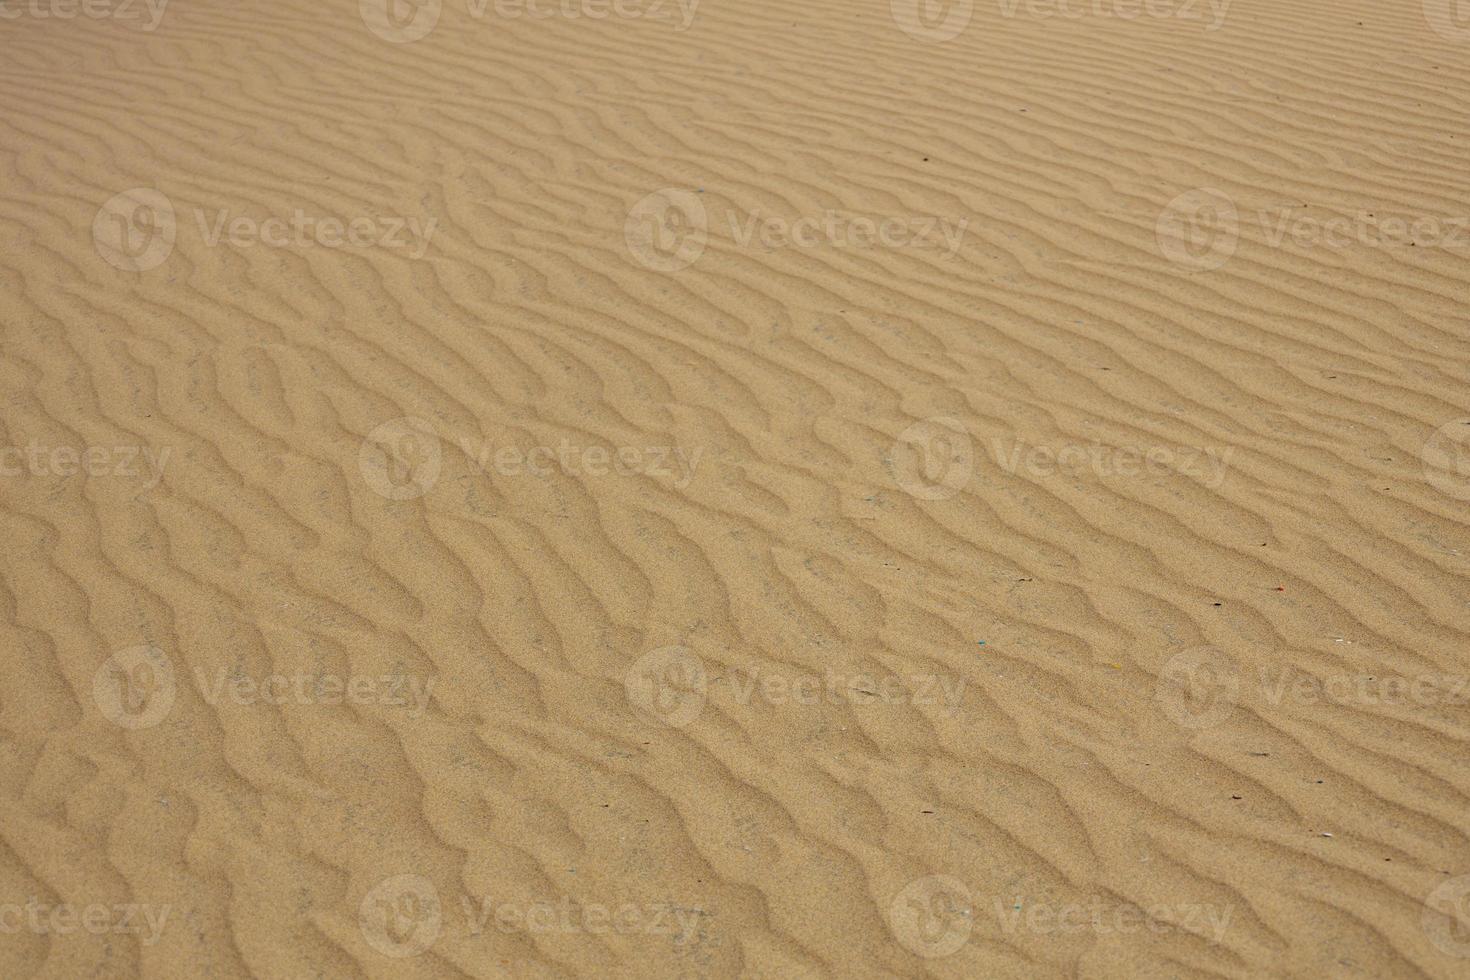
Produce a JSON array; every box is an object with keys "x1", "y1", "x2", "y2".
[{"x1": 3, "y1": 0, "x2": 1470, "y2": 975}]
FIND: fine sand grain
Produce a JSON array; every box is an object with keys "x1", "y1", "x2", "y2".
[{"x1": 3, "y1": 0, "x2": 1470, "y2": 976}]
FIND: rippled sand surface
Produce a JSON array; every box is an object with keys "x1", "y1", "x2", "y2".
[{"x1": 3, "y1": 0, "x2": 1470, "y2": 976}]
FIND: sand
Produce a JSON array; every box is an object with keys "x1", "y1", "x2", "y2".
[{"x1": 3, "y1": 0, "x2": 1470, "y2": 976}]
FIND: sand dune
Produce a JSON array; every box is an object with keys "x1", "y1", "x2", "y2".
[{"x1": 2, "y1": 0, "x2": 1469, "y2": 975}]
